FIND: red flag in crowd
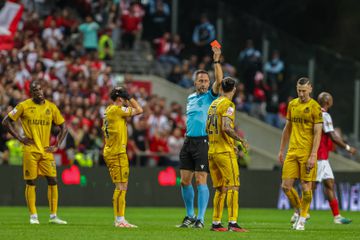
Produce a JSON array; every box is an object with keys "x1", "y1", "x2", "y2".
[{"x1": 0, "y1": 1, "x2": 24, "y2": 50}]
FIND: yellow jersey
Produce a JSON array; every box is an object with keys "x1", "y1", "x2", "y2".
[
  {"x1": 207, "y1": 97, "x2": 236, "y2": 154},
  {"x1": 287, "y1": 98, "x2": 323, "y2": 150},
  {"x1": 102, "y1": 104, "x2": 132, "y2": 156},
  {"x1": 8, "y1": 99, "x2": 65, "y2": 153}
]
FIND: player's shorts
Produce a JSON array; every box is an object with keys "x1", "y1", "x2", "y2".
[
  {"x1": 23, "y1": 151, "x2": 56, "y2": 180},
  {"x1": 282, "y1": 149, "x2": 317, "y2": 181},
  {"x1": 208, "y1": 151, "x2": 240, "y2": 188},
  {"x1": 179, "y1": 136, "x2": 209, "y2": 172},
  {"x1": 104, "y1": 153, "x2": 129, "y2": 183},
  {"x1": 316, "y1": 160, "x2": 334, "y2": 182}
]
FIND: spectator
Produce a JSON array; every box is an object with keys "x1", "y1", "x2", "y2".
[
  {"x1": 264, "y1": 50, "x2": 285, "y2": 91},
  {"x1": 147, "y1": 104, "x2": 171, "y2": 137},
  {"x1": 132, "y1": 116, "x2": 150, "y2": 166},
  {"x1": 78, "y1": 15, "x2": 100, "y2": 53},
  {"x1": 167, "y1": 127, "x2": 184, "y2": 166},
  {"x1": 98, "y1": 30, "x2": 114, "y2": 60},
  {"x1": 121, "y1": 3, "x2": 143, "y2": 49},
  {"x1": 192, "y1": 13, "x2": 215, "y2": 59},
  {"x1": 265, "y1": 85, "x2": 281, "y2": 128},
  {"x1": 238, "y1": 39, "x2": 262, "y2": 96},
  {"x1": 42, "y1": 19, "x2": 64, "y2": 48},
  {"x1": 146, "y1": 0, "x2": 170, "y2": 40}
]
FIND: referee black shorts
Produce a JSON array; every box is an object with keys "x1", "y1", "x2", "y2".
[{"x1": 179, "y1": 136, "x2": 209, "y2": 172}]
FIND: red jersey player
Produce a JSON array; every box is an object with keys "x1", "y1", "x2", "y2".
[{"x1": 315, "y1": 92, "x2": 357, "y2": 224}]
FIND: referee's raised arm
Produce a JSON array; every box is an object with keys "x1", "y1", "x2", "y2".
[{"x1": 212, "y1": 46, "x2": 223, "y2": 95}]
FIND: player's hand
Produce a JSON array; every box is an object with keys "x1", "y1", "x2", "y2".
[
  {"x1": 121, "y1": 90, "x2": 131, "y2": 100},
  {"x1": 349, "y1": 146, "x2": 357, "y2": 155},
  {"x1": 306, "y1": 154, "x2": 316, "y2": 173},
  {"x1": 236, "y1": 140, "x2": 249, "y2": 154},
  {"x1": 278, "y1": 151, "x2": 284, "y2": 165},
  {"x1": 45, "y1": 145, "x2": 58, "y2": 153},
  {"x1": 20, "y1": 137, "x2": 34, "y2": 146},
  {"x1": 212, "y1": 46, "x2": 221, "y2": 61}
]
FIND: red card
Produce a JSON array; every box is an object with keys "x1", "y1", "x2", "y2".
[{"x1": 210, "y1": 40, "x2": 221, "y2": 48}]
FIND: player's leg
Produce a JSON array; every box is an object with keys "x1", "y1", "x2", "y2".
[
  {"x1": 193, "y1": 171, "x2": 208, "y2": 228},
  {"x1": 211, "y1": 186, "x2": 227, "y2": 232},
  {"x1": 193, "y1": 139, "x2": 210, "y2": 228},
  {"x1": 39, "y1": 153, "x2": 66, "y2": 224},
  {"x1": 224, "y1": 152, "x2": 247, "y2": 232},
  {"x1": 178, "y1": 139, "x2": 196, "y2": 227},
  {"x1": 281, "y1": 152, "x2": 301, "y2": 224},
  {"x1": 45, "y1": 176, "x2": 66, "y2": 224},
  {"x1": 111, "y1": 154, "x2": 136, "y2": 228},
  {"x1": 294, "y1": 180, "x2": 312, "y2": 230},
  {"x1": 323, "y1": 178, "x2": 352, "y2": 224},
  {"x1": 25, "y1": 179, "x2": 38, "y2": 224},
  {"x1": 178, "y1": 169, "x2": 196, "y2": 227},
  {"x1": 24, "y1": 152, "x2": 39, "y2": 224},
  {"x1": 209, "y1": 153, "x2": 227, "y2": 232}
]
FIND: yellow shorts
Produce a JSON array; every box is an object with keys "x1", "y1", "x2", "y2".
[
  {"x1": 104, "y1": 153, "x2": 129, "y2": 183},
  {"x1": 23, "y1": 152, "x2": 56, "y2": 180},
  {"x1": 209, "y1": 151, "x2": 240, "y2": 188},
  {"x1": 282, "y1": 149, "x2": 317, "y2": 181}
]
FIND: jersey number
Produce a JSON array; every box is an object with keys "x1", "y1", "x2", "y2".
[{"x1": 207, "y1": 114, "x2": 219, "y2": 135}]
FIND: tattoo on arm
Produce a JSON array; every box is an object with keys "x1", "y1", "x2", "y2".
[{"x1": 222, "y1": 117, "x2": 241, "y2": 141}]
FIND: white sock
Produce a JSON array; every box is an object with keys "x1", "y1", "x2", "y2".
[
  {"x1": 30, "y1": 214, "x2": 38, "y2": 219},
  {"x1": 299, "y1": 217, "x2": 306, "y2": 223},
  {"x1": 50, "y1": 214, "x2": 56, "y2": 219},
  {"x1": 334, "y1": 214, "x2": 341, "y2": 218},
  {"x1": 229, "y1": 221, "x2": 236, "y2": 224},
  {"x1": 116, "y1": 216, "x2": 125, "y2": 222},
  {"x1": 212, "y1": 221, "x2": 220, "y2": 225}
]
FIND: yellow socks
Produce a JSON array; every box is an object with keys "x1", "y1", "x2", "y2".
[
  {"x1": 212, "y1": 190, "x2": 226, "y2": 222},
  {"x1": 25, "y1": 185, "x2": 37, "y2": 215},
  {"x1": 48, "y1": 185, "x2": 58, "y2": 215},
  {"x1": 300, "y1": 191, "x2": 312, "y2": 217},
  {"x1": 227, "y1": 189, "x2": 239, "y2": 222},
  {"x1": 113, "y1": 189, "x2": 127, "y2": 219},
  {"x1": 284, "y1": 187, "x2": 301, "y2": 210}
]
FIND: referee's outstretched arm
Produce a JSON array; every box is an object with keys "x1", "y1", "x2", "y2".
[{"x1": 212, "y1": 46, "x2": 223, "y2": 94}]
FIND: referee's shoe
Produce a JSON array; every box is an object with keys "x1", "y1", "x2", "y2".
[
  {"x1": 193, "y1": 219, "x2": 204, "y2": 228},
  {"x1": 177, "y1": 216, "x2": 196, "y2": 228}
]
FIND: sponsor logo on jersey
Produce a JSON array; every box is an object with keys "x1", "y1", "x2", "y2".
[
  {"x1": 27, "y1": 119, "x2": 50, "y2": 125},
  {"x1": 304, "y1": 107, "x2": 310, "y2": 113},
  {"x1": 226, "y1": 107, "x2": 234, "y2": 116},
  {"x1": 46, "y1": 109, "x2": 51, "y2": 115}
]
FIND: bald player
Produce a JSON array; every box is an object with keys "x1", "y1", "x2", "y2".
[
  {"x1": 2, "y1": 80, "x2": 68, "y2": 224},
  {"x1": 315, "y1": 92, "x2": 356, "y2": 224}
]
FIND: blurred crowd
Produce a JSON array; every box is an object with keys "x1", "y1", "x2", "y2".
[
  {"x1": 0, "y1": 0, "x2": 186, "y2": 167},
  {"x1": 0, "y1": 0, "x2": 356, "y2": 167}
]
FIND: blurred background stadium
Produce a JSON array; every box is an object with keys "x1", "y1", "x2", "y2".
[{"x1": 1, "y1": 0, "x2": 360, "y2": 225}]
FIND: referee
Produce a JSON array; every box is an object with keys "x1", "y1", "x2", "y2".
[{"x1": 177, "y1": 46, "x2": 223, "y2": 228}]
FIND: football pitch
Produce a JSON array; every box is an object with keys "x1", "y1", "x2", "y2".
[{"x1": 0, "y1": 207, "x2": 359, "y2": 240}]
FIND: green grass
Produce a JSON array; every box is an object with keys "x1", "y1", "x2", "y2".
[{"x1": 0, "y1": 207, "x2": 359, "y2": 240}]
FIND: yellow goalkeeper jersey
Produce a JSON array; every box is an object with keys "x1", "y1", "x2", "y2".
[
  {"x1": 287, "y1": 98, "x2": 323, "y2": 151},
  {"x1": 207, "y1": 96, "x2": 236, "y2": 154},
  {"x1": 102, "y1": 104, "x2": 132, "y2": 156},
  {"x1": 8, "y1": 99, "x2": 65, "y2": 153}
]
